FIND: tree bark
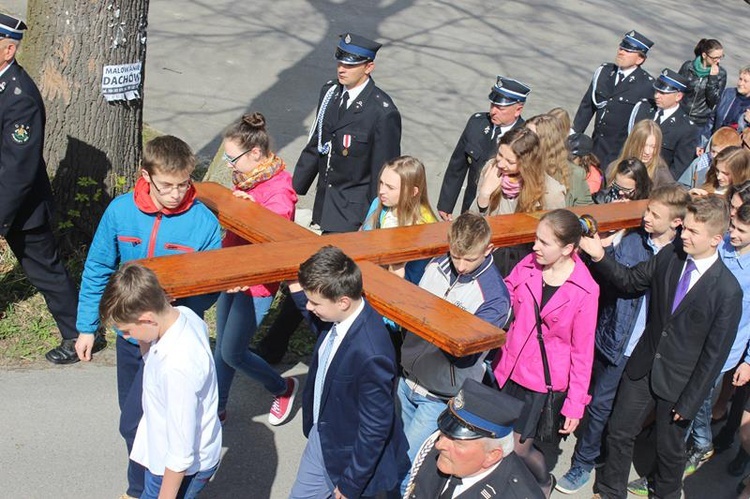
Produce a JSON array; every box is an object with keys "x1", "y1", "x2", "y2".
[{"x1": 23, "y1": 0, "x2": 149, "y2": 247}]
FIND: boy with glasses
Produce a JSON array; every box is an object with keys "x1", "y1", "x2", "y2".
[{"x1": 75, "y1": 135, "x2": 221, "y2": 499}]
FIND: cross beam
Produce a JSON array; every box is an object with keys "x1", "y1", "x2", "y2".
[{"x1": 140, "y1": 182, "x2": 647, "y2": 356}]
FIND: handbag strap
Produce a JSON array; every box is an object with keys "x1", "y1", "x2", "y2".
[{"x1": 531, "y1": 293, "x2": 554, "y2": 392}]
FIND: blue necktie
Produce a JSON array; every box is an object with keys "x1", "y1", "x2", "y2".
[
  {"x1": 672, "y1": 259, "x2": 696, "y2": 313},
  {"x1": 313, "y1": 325, "x2": 338, "y2": 424}
]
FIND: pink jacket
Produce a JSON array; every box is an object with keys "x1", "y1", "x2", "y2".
[
  {"x1": 493, "y1": 252, "x2": 598, "y2": 419},
  {"x1": 223, "y1": 170, "x2": 298, "y2": 297}
]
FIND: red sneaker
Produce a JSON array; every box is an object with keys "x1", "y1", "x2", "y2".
[{"x1": 268, "y1": 377, "x2": 298, "y2": 426}]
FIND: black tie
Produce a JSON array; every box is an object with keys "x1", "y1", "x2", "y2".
[
  {"x1": 338, "y1": 91, "x2": 349, "y2": 119},
  {"x1": 615, "y1": 70, "x2": 624, "y2": 86},
  {"x1": 654, "y1": 110, "x2": 664, "y2": 123},
  {"x1": 440, "y1": 476, "x2": 462, "y2": 499}
]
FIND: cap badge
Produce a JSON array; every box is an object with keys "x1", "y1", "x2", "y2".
[
  {"x1": 454, "y1": 389, "x2": 465, "y2": 410},
  {"x1": 344, "y1": 34, "x2": 351, "y2": 44},
  {"x1": 11, "y1": 124, "x2": 29, "y2": 144},
  {"x1": 662, "y1": 69, "x2": 668, "y2": 76},
  {"x1": 627, "y1": 30, "x2": 635, "y2": 37}
]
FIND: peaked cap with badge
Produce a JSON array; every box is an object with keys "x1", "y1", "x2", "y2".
[{"x1": 293, "y1": 32, "x2": 401, "y2": 233}]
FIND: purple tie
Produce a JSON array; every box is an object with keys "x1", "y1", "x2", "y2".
[{"x1": 672, "y1": 259, "x2": 696, "y2": 313}]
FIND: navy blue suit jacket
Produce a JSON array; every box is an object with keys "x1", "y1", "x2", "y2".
[{"x1": 292, "y1": 292, "x2": 409, "y2": 497}]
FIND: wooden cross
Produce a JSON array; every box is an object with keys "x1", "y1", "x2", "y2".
[{"x1": 141, "y1": 182, "x2": 647, "y2": 356}]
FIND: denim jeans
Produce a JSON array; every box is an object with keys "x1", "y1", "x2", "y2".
[
  {"x1": 141, "y1": 464, "x2": 218, "y2": 499},
  {"x1": 397, "y1": 377, "x2": 447, "y2": 494},
  {"x1": 214, "y1": 292, "x2": 284, "y2": 411},
  {"x1": 687, "y1": 373, "x2": 723, "y2": 450},
  {"x1": 116, "y1": 335, "x2": 146, "y2": 497}
]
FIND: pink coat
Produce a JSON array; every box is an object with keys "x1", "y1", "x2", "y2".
[
  {"x1": 493, "y1": 252, "x2": 598, "y2": 419},
  {"x1": 223, "y1": 170, "x2": 298, "y2": 297}
]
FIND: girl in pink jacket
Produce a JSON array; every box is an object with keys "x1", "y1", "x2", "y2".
[{"x1": 493, "y1": 209, "x2": 599, "y2": 496}]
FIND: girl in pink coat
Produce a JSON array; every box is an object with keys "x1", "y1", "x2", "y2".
[{"x1": 493, "y1": 209, "x2": 599, "y2": 496}]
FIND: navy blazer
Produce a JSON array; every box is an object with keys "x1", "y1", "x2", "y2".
[
  {"x1": 591, "y1": 243, "x2": 742, "y2": 419},
  {"x1": 292, "y1": 292, "x2": 409, "y2": 497}
]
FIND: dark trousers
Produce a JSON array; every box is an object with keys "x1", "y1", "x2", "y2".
[
  {"x1": 116, "y1": 335, "x2": 145, "y2": 497},
  {"x1": 574, "y1": 351, "x2": 628, "y2": 470},
  {"x1": 5, "y1": 224, "x2": 78, "y2": 340},
  {"x1": 257, "y1": 287, "x2": 303, "y2": 362},
  {"x1": 597, "y1": 372, "x2": 690, "y2": 499}
]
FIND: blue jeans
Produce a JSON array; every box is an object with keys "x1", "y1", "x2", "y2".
[
  {"x1": 687, "y1": 373, "x2": 723, "y2": 450},
  {"x1": 141, "y1": 464, "x2": 218, "y2": 499},
  {"x1": 214, "y1": 293, "x2": 284, "y2": 411},
  {"x1": 573, "y1": 351, "x2": 628, "y2": 471},
  {"x1": 397, "y1": 377, "x2": 447, "y2": 494}
]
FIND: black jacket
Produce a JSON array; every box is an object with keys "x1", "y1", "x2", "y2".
[
  {"x1": 0, "y1": 62, "x2": 53, "y2": 236},
  {"x1": 437, "y1": 113, "x2": 524, "y2": 215},
  {"x1": 293, "y1": 78, "x2": 401, "y2": 233},
  {"x1": 678, "y1": 59, "x2": 727, "y2": 126},
  {"x1": 591, "y1": 243, "x2": 742, "y2": 419}
]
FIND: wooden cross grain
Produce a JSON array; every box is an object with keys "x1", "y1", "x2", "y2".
[{"x1": 140, "y1": 182, "x2": 648, "y2": 356}]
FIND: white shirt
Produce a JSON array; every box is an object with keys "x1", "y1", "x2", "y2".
[
  {"x1": 617, "y1": 66, "x2": 638, "y2": 80},
  {"x1": 342, "y1": 78, "x2": 370, "y2": 109},
  {"x1": 444, "y1": 459, "x2": 504, "y2": 497},
  {"x1": 316, "y1": 299, "x2": 365, "y2": 378},
  {"x1": 657, "y1": 104, "x2": 680, "y2": 123},
  {"x1": 131, "y1": 307, "x2": 222, "y2": 475},
  {"x1": 682, "y1": 252, "x2": 719, "y2": 293}
]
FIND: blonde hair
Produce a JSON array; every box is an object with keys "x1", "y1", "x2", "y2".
[
  {"x1": 486, "y1": 128, "x2": 546, "y2": 213},
  {"x1": 526, "y1": 114, "x2": 571, "y2": 190},
  {"x1": 366, "y1": 156, "x2": 436, "y2": 228},
  {"x1": 548, "y1": 107, "x2": 571, "y2": 134},
  {"x1": 613, "y1": 120, "x2": 664, "y2": 181}
]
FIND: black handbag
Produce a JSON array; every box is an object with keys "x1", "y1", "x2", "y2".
[{"x1": 532, "y1": 294, "x2": 567, "y2": 443}]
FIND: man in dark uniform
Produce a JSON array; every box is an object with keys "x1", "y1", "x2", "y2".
[
  {"x1": 573, "y1": 30, "x2": 655, "y2": 167},
  {"x1": 437, "y1": 76, "x2": 530, "y2": 221},
  {"x1": 405, "y1": 379, "x2": 545, "y2": 499},
  {"x1": 293, "y1": 32, "x2": 401, "y2": 234},
  {"x1": 0, "y1": 13, "x2": 102, "y2": 364},
  {"x1": 629, "y1": 69, "x2": 697, "y2": 180}
]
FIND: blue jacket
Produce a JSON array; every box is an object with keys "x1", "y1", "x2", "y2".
[
  {"x1": 595, "y1": 229, "x2": 653, "y2": 365},
  {"x1": 77, "y1": 180, "x2": 222, "y2": 335},
  {"x1": 702, "y1": 87, "x2": 746, "y2": 140}
]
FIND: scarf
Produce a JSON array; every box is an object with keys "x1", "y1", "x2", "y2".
[
  {"x1": 232, "y1": 153, "x2": 286, "y2": 191},
  {"x1": 692, "y1": 57, "x2": 710, "y2": 78},
  {"x1": 501, "y1": 174, "x2": 522, "y2": 199}
]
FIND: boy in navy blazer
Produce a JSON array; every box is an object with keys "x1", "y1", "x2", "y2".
[
  {"x1": 579, "y1": 195, "x2": 742, "y2": 499},
  {"x1": 288, "y1": 245, "x2": 408, "y2": 498}
]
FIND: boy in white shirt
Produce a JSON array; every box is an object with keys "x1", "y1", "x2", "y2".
[{"x1": 100, "y1": 263, "x2": 222, "y2": 499}]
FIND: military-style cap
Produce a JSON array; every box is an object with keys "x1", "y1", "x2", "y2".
[
  {"x1": 619, "y1": 30, "x2": 653, "y2": 54},
  {"x1": 0, "y1": 13, "x2": 26, "y2": 40},
  {"x1": 437, "y1": 379, "x2": 523, "y2": 440},
  {"x1": 335, "y1": 33, "x2": 381, "y2": 65},
  {"x1": 654, "y1": 68, "x2": 688, "y2": 94},
  {"x1": 568, "y1": 133, "x2": 594, "y2": 157},
  {"x1": 489, "y1": 76, "x2": 531, "y2": 106}
]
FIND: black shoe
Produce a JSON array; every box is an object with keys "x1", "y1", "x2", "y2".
[
  {"x1": 729, "y1": 448, "x2": 750, "y2": 477},
  {"x1": 45, "y1": 339, "x2": 79, "y2": 365},
  {"x1": 92, "y1": 332, "x2": 108, "y2": 354},
  {"x1": 714, "y1": 427, "x2": 736, "y2": 453}
]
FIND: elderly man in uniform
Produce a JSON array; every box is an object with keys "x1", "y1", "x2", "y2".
[
  {"x1": 437, "y1": 76, "x2": 530, "y2": 221},
  {"x1": 293, "y1": 32, "x2": 401, "y2": 234},
  {"x1": 629, "y1": 69, "x2": 697, "y2": 180},
  {"x1": 0, "y1": 13, "x2": 104, "y2": 364},
  {"x1": 405, "y1": 379, "x2": 545, "y2": 499},
  {"x1": 573, "y1": 30, "x2": 655, "y2": 167}
]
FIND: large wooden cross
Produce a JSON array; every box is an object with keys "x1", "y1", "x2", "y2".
[{"x1": 141, "y1": 182, "x2": 647, "y2": 356}]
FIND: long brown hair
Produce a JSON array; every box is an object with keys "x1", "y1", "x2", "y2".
[
  {"x1": 526, "y1": 114, "x2": 571, "y2": 190},
  {"x1": 702, "y1": 146, "x2": 750, "y2": 194},
  {"x1": 612, "y1": 120, "x2": 664, "y2": 181},
  {"x1": 486, "y1": 127, "x2": 545, "y2": 213},
  {"x1": 366, "y1": 155, "x2": 436, "y2": 228}
]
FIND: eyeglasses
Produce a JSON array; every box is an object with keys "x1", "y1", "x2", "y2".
[
  {"x1": 222, "y1": 149, "x2": 251, "y2": 166},
  {"x1": 149, "y1": 178, "x2": 192, "y2": 194},
  {"x1": 610, "y1": 181, "x2": 635, "y2": 199},
  {"x1": 705, "y1": 53, "x2": 724, "y2": 62}
]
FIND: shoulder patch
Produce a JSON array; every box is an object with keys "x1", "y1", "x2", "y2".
[{"x1": 11, "y1": 124, "x2": 29, "y2": 144}]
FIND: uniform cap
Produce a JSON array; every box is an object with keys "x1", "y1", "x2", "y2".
[
  {"x1": 488, "y1": 76, "x2": 531, "y2": 106},
  {"x1": 335, "y1": 33, "x2": 382, "y2": 65},
  {"x1": 568, "y1": 133, "x2": 594, "y2": 156},
  {"x1": 619, "y1": 30, "x2": 653, "y2": 54},
  {"x1": 0, "y1": 13, "x2": 26, "y2": 40},
  {"x1": 654, "y1": 68, "x2": 688, "y2": 93},
  {"x1": 437, "y1": 379, "x2": 523, "y2": 440}
]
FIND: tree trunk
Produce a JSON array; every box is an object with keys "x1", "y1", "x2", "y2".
[{"x1": 23, "y1": 0, "x2": 149, "y2": 248}]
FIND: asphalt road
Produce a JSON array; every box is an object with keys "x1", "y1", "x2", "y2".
[{"x1": 1, "y1": 0, "x2": 749, "y2": 497}]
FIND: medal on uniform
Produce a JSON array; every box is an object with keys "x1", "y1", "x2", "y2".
[{"x1": 342, "y1": 134, "x2": 351, "y2": 156}]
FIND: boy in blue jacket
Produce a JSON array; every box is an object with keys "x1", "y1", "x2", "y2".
[{"x1": 75, "y1": 136, "x2": 221, "y2": 499}]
